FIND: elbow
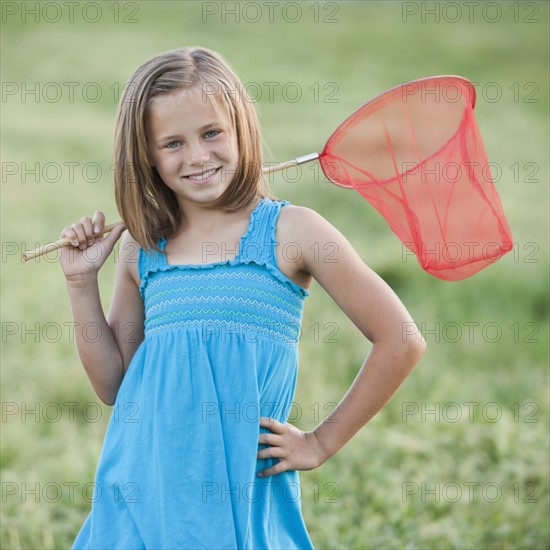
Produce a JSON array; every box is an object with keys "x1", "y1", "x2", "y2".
[
  {"x1": 372, "y1": 333, "x2": 426, "y2": 372},
  {"x1": 413, "y1": 337, "x2": 427, "y2": 362},
  {"x1": 99, "y1": 393, "x2": 116, "y2": 407},
  {"x1": 399, "y1": 320, "x2": 427, "y2": 364},
  {"x1": 93, "y1": 366, "x2": 125, "y2": 407},
  {"x1": 379, "y1": 329, "x2": 426, "y2": 373},
  {"x1": 402, "y1": 334, "x2": 427, "y2": 370},
  {"x1": 95, "y1": 384, "x2": 121, "y2": 407}
]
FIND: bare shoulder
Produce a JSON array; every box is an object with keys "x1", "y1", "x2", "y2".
[
  {"x1": 277, "y1": 204, "x2": 318, "y2": 237},
  {"x1": 276, "y1": 204, "x2": 359, "y2": 275},
  {"x1": 277, "y1": 204, "x2": 336, "y2": 247}
]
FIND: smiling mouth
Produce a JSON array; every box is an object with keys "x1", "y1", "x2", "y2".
[{"x1": 183, "y1": 167, "x2": 221, "y2": 182}]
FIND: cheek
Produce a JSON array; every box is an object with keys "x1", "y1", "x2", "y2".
[
  {"x1": 215, "y1": 131, "x2": 238, "y2": 156},
  {"x1": 219, "y1": 138, "x2": 239, "y2": 164},
  {"x1": 154, "y1": 152, "x2": 179, "y2": 173}
]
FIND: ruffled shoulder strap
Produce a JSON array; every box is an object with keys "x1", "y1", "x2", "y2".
[
  {"x1": 137, "y1": 242, "x2": 165, "y2": 297},
  {"x1": 239, "y1": 197, "x2": 289, "y2": 266}
]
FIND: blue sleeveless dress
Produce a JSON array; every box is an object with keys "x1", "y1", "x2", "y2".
[{"x1": 73, "y1": 197, "x2": 314, "y2": 549}]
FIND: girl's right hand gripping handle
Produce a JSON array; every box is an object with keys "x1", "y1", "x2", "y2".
[{"x1": 23, "y1": 222, "x2": 125, "y2": 261}]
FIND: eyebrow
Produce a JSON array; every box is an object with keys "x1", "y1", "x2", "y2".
[{"x1": 155, "y1": 122, "x2": 220, "y2": 144}]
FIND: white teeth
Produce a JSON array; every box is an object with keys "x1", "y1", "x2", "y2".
[{"x1": 186, "y1": 168, "x2": 218, "y2": 180}]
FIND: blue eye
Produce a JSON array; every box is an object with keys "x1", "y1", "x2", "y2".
[
  {"x1": 204, "y1": 130, "x2": 220, "y2": 139},
  {"x1": 166, "y1": 141, "x2": 181, "y2": 149}
]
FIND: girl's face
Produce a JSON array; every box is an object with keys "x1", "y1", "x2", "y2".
[{"x1": 147, "y1": 89, "x2": 239, "y2": 208}]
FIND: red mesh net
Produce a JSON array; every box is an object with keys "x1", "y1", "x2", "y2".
[{"x1": 319, "y1": 76, "x2": 513, "y2": 281}]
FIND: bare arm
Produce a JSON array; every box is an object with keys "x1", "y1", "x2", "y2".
[
  {"x1": 60, "y1": 213, "x2": 144, "y2": 406},
  {"x1": 257, "y1": 206, "x2": 426, "y2": 476}
]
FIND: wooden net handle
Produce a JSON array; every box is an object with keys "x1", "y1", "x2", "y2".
[
  {"x1": 22, "y1": 154, "x2": 320, "y2": 262},
  {"x1": 23, "y1": 222, "x2": 124, "y2": 262}
]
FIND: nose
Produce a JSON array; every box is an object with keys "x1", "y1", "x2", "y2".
[{"x1": 185, "y1": 141, "x2": 210, "y2": 166}]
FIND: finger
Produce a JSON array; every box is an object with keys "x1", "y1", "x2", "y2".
[
  {"x1": 257, "y1": 446, "x2": 285, "y2": 460},
  {"x1": 92, "y1": 211, "x2": 105, "y2": 234},
  {"x1": 71, "y1": 223, "x2": 88, "y2": 248},
  {"x1": 61, "y1": 226, "x2": 79, "y2": 246},
  {"x1": 257, "y1": 461, "x2": 287, "y2": 478},
  {"x1": 258, "y1": 433, "x2": 281, "y2": 446},
  {"x1": 259, "y1": 417, "x2": 285, "y2": 434},
  {"x1": 79, "y1": 217, "x2": 95, "y2": 245}
]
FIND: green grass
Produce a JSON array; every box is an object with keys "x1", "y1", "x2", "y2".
[{"x1": 1, "y1": 1, "x2": 549, "y2": 548}]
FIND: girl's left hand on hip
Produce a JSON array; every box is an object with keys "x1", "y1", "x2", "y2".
[{"x1": 256, "y1": 417, "x2": 327, "y2": 477}]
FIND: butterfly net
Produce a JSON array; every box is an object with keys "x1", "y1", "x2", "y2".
[{"x1": 319, "y1": 76, "x2": 513, "y2": 281}]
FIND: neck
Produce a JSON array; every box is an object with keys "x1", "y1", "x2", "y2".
[{"x1": 175, "y1": 198, "x2": 257, "y2": 238}]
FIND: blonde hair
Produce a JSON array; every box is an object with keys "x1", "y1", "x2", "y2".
[{"x1": 113, "y1": 46, "x2": 271, "y2": 252}]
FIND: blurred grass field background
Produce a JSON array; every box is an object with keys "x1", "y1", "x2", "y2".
[{"x1": 1, "y1": 1, "x2": 549, "y2": 548}]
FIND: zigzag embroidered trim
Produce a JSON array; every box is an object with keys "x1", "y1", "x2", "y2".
[{"x1": 142, "y1": 267, "x2": 305, "y2": 347}]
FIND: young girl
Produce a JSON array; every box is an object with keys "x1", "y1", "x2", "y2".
[{"x1": 60, "y1": 46, "x2": 426, "y2": 549}]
